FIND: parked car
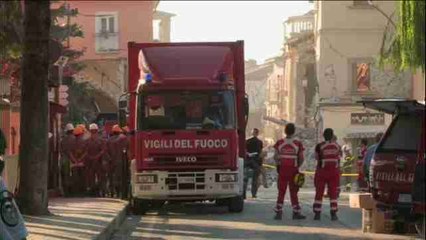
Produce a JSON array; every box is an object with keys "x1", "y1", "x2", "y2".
[{"x1": 361, "y1": 99, "x2": 425, "y2": 236}]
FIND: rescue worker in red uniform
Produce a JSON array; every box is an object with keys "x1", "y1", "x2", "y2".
[
  {"x1": 70, "y1": 125, "x2": 88, "y2": 195},
  {"x1": 273, "y1": 123, "x2": 306, "y2": 220},
  {"x1": 107, "y1": 125, "x2": 129, "y2": 198},
  {"x1": 313, "y1": 128, "x2": 342, "y2": 221},
  {"x1": 357, "y1": 139, "x2": 368, "y2": 192},
  {"x1": 60, "y1": 123, "x2": 75, "y2": 196},
  {"x1": 86, "y1": 123, "x2": 107, "y2": 196}
]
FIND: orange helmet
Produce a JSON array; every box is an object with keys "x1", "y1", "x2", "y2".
[
  {"x1": 112, "y1": 124, "x2": 123, "y2": 134},
  {"x1": 73, "y1": 126, "x2": 85, "y2": 136},
  {"x1": 77, "y1": 124, "x2": 87, "y2": 132}
]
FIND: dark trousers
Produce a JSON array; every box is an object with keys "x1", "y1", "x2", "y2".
[{"x1": 243, "y1": 163, "x2": 261, "y2": 198}]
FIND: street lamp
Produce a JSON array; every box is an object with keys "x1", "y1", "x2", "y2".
[{"x1": 367, "y1": 0, "x2": 396, "y2": 28}]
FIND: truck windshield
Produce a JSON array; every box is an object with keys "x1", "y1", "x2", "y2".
[{"x1": 138, "y1": 91, "x2": 236, "y2": 130}]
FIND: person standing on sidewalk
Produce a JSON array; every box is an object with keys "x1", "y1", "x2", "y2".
[
  {"x1": 244, "y1": 128, "x2": 263, "y2": 199},
  {"x1": 60, "y1": 123, "x2": 75, "y2": 196},
  {"x1": 273, "y1": 123, "x2": 306, "y2": 220},
  {"x1": 313, "y1": 128, "x2": 342, "y2": 221},
  {"x1": 107, "y1": 125, "x2": 129, "y2": 198},
  {"x1": 357, "y1": 139, "x2": 369, "y2": 192},
  {"x1": 363, "y1": 133, "x2": 383, "y2": 187},
  {"x1": 70, "y1": 126, "x2": 88, "y2": 196},
  {"x1": 86, "y1": 123, "x2": 107, "y2": 197}
]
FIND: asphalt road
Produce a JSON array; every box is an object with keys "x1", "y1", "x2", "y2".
[{"x1": 111, "y1": 187, "x2": 417, "y2": 240}]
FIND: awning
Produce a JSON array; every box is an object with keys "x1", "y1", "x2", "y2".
[{"x1": 344, "y1": 126, "x2": 387, "y2": 139}]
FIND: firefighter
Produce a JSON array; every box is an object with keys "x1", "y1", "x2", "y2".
[
  {"x1": 273, "y1": 123, "x2": 306, "y2": 220},
  {"x1": 69, "y1": 125, "x2": 88, "y2": 196},
  {"x1": 107, "y1": 125, "x2": 129, "y2": 198},
  {"x1": 357, "y1": 139, "x2": 368, "y2": 192},
  {"x1": 313, "y1": 128, "x2": 342, "y2": 221},
  {"x1": 87, "y1": 123, "x2": 107, "y2": 196},
  {"x1": 60, "y1": 123, "x2": 75, "y2": 196}
]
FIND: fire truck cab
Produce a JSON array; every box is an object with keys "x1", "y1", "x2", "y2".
[{"x1": 120, "y1": 41, "x2": 248, "y2": 214}]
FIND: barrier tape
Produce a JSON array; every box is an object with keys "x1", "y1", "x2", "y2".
[{"x1": 262, "y1": 164, "x2": 359, "y2": 177}]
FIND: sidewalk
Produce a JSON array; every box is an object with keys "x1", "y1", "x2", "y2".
[{"x1": 25, "y1": 198, "x2": 128, "y2": 240}]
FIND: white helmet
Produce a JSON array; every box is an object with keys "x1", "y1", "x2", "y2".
[
  {"x1": 65, "y1": 123, "x2": 74, "y2": 132},
  {"x1": 89, "y1": 123, "x2": 99, "y2": 131}
]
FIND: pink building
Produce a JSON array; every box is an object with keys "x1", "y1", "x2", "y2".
[{"x1": 66, "y1": 1, "x2": 160, "y2": 112}]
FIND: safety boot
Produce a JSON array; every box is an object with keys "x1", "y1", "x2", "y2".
[
  {"x1": 314, "y1": 212, "x2": 321, "y2": 220},
  {"x1": 292, "y1": 212, "x2": 306, "y2": 220},
  {"x1": 331, "y1": 212, "x2": 338, "y2": 221},
  {"x1": 274, "y1": 211, "x2": 283, "y2": 220}
]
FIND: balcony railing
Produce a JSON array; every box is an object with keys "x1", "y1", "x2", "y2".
[{"x1": 284, "y1": 15, "x2": 314, "y2": 40}]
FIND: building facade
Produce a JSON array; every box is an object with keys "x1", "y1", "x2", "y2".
[
  {"x1": 68, "y1": 1, "x2": 160, "y2": 112},
  {"x1": 314, "y1": 0, "x2": 412, "y2": 152}
]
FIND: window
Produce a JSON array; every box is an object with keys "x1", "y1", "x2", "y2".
[
  {"x1": 95, "y1": 12, "x2": 118, "y2": 53},
  {"x1": 138, "y1": 91, "x2": 236, "y2": 130},
  {"x1": 377, "y1": 114, "x2": 423, "y2": 152}
]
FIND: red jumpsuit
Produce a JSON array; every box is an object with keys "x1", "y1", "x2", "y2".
[
  {"x1": 274, "y1": 138, "x2": 304, "y2": 214},
  {"x1": 357, "y1": 145, "x2": 368, "y2": 191},
  {"x1": 86, "y1": 135, "x2": 107, "y2": 193},
  {"x1": 313, "y1": 141, "x2": 342, "y2": 214}
]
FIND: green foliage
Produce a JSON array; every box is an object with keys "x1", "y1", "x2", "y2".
[
  {"x1": 62, "y1": 79, "x2": 97, "y2": 125},
  {"x1": 380, "y1": 0, "x2": 425, "y2": 72}
]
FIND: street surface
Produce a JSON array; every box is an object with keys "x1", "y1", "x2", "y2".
[{"x1": 111, "y1": 187, "x2": 417, "y2": 240}]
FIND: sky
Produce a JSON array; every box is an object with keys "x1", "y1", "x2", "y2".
[{"x1": 157, "y1": 1, "x2": 313, "y2": 64}]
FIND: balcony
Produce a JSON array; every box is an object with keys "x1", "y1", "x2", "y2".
[
  {"x1": 95, "y1": 31, "x2": 119, "y2": 53},
  {"x1": 284, "y1": 10, "x2": 314, "y2": 41}
]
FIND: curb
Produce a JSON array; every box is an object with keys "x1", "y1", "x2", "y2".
[{"x1": 95, "y1": 201, "x2": 129, "y2": 240}]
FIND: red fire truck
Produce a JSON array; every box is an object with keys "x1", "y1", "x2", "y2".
[{"x1": 119, "y1": 41, "x2": 248, "y2": 214}]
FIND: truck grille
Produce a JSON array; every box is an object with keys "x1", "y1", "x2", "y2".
[
  {"x1": 146, "y1": 155, "x2": 225, "y2": 169},
  {"x1": 166, "y1": 173, "x2": 205, "y2": 191}
]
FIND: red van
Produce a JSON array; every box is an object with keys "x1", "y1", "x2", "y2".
[{"x1": 361, "y1": 99, "x2": 425, "y2": 235}]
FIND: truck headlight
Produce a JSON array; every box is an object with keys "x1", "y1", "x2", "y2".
[
  {"x1": 216, "y1": 173, "x2": 237, "y2": 182},
  {"x1": 137, "y1": 175, "x2": 157, "y2": 184}
]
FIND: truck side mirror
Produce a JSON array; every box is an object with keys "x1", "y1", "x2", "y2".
[{"x1": 118, "y1": 93, "x2": 130, "y2": 127}]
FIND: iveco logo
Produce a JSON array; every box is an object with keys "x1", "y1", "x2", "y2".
[{"x1": 176, "y1": 156, "x2": 197, "y2": 163}]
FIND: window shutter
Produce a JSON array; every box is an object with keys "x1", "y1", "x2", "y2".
[
  {"x1": 101, "y1": 18, "x2": 107, "y2": 33},
  {"x1": 109, "y1": 17, "x2": 115, "y2": 33}
]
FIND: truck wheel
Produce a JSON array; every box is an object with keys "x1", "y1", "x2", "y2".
[
  {"x1": 131, "y1": 198, "x2": 150, "y2": 215},
  {"x1": 228, "y1": 195, "x2": 244, "y2": 213},
  {"x1": 215, "y1": 199, "x2": 229, "y2": 206},
  {"x1": 415, "y1": 216, "x2": 425, "y2": 239}
]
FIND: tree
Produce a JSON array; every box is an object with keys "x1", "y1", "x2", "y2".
[
  {"x1": 380, "y1": 0, "x2": 425, "y2": 72},
  {"x1": 17, "y1": 0, "x2": 51, "y2": 215}
]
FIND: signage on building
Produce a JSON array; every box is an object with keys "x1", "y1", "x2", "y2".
[{"x1": 351, "y1": 113, "x2": 385, "y2": 125}]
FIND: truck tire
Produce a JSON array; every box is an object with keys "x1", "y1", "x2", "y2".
[
  {"x1": 215, "y1": 198, "x2": 229, "y2": 206},
  {"x1": 228, "y1": 195, "x2": 244, "y2": 213},
  {"x1": 131, "y1": 198, "x2": 150, "y2": 215}
]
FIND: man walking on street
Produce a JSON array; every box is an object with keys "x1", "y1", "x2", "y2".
[
  {"x1": 273, "y1": 123, "x2": 306, "y2": 220},
  {"x1": 313, "y1": 128, "x2": 342, "y2": 221},
  {"x1": 60, "y1": 123, "x2": 75, "y2": 196},
  {"x1": 87, "y1": 123, "x2": 107, "y2": 196},
  {"x1": 245, "y1": 128, "x2": 263, "y2": 199}
]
